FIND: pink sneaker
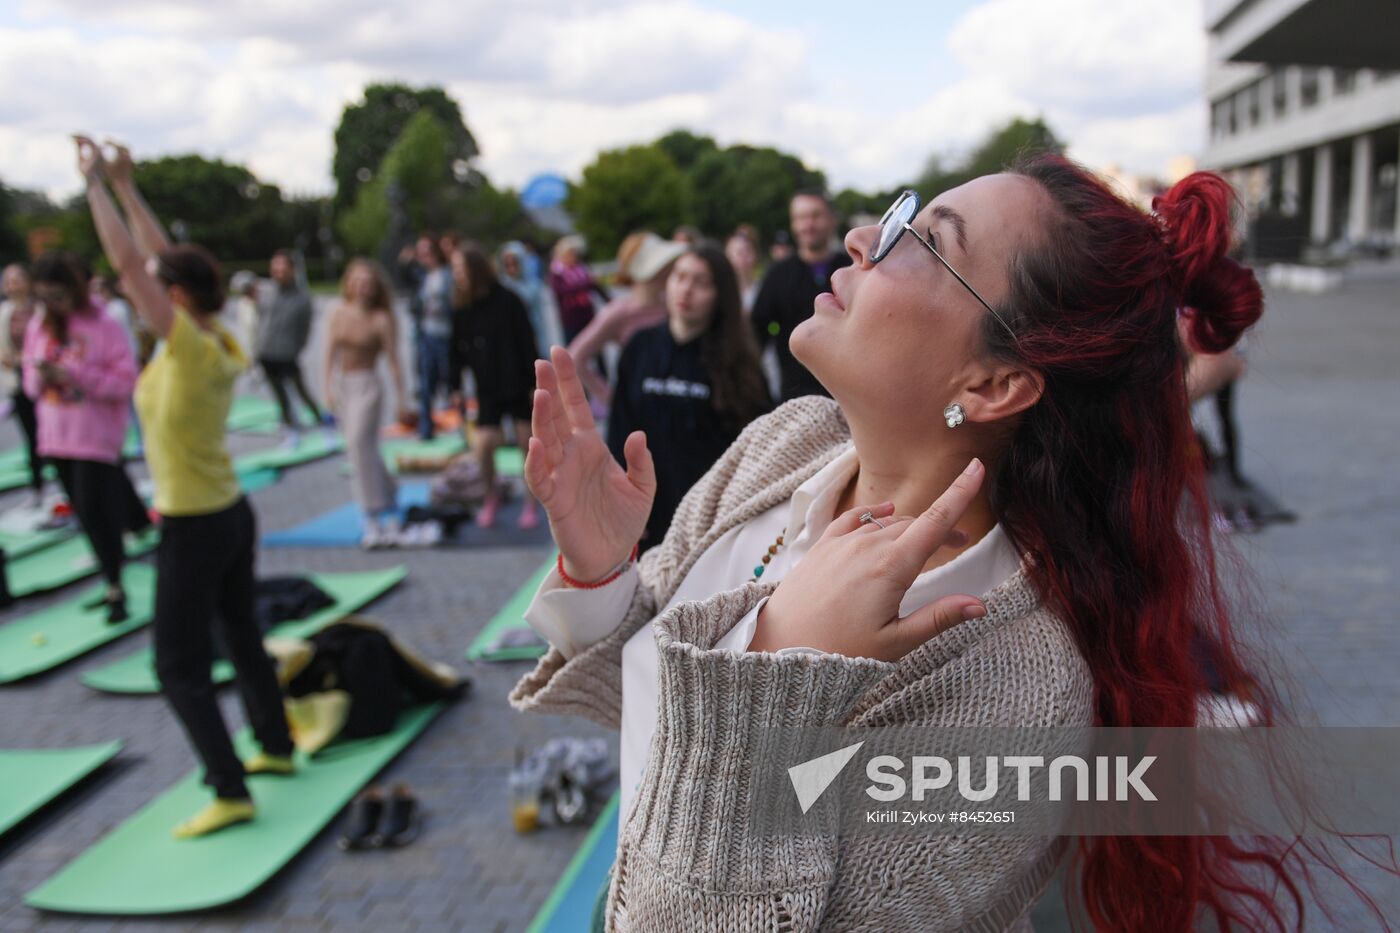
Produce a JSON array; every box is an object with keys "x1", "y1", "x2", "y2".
[
  {"x1": 517, "y1": 502, "x2": 540, "y2": 530},
  {"x1": 476, "y1": 497, "x2": 499, "y2": 529}
]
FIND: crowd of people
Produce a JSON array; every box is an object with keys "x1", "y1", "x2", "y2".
[{"x1": 3, "y1": 131, "x2": 1385, "y2": 929}]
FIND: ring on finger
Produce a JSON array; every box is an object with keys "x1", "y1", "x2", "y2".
[{"x1": 858, "y1": 511, "x2": 887, "y2": 530}]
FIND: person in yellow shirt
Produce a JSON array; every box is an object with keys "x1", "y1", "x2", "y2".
[{"x1": 77, "y1": 135, "x2": 296, "y2": 839}]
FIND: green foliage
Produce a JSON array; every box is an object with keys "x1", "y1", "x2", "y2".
[
  {"x1": 917, "y1": 117, "x2": 1064, "y2": 197},
  {"x1": 428, "y1": 180, "x2": 541, "y2": 245},
  {"x1": 337, "y1": 110, "x2": 452, "y2": 256},
  {"x1": 654, "y1": 129, "x2": 719, "y2": 172},
  {"x1": 687, "y1": 145, "x2": 825, "y2": 246},
  {"x1": 332, "y1": 83, "x2": 477, "y2": 214},
  {"x1": 337, "y1": 176, "x2": 389, "y2": 256},
  {"x1": 0, "y1": 183, "x2": 28, "y2": 265},
  {"x1": 565, "y1": 144, "x2": 691, "y2": 258},
  {"x1": 126, "y1": 155, "x2": 294, "y2": 259},
  {"x1": 380, "y1": 110, "x2": 452, "y2": 224}
]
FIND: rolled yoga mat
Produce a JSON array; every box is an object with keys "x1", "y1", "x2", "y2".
[
  {"x1": 0, "y1": 564, "x2": 156, "y2": 685},
  {"x1": 4, "y1": 528, "x2": 158, "y2": 600},
  {"x1": 26, "y1": 703, "x2": 445, "y2": 915},
  {"x1": 82, "y1": 565, "x2": 407, "y2": 694},
  {"x1": 0, "y1": 742, "x2": 123, "y2": 840}
]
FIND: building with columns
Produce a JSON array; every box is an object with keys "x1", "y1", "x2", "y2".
[{"x1": 1200, "y1": 0, "x2": 1400, "y2": 259}]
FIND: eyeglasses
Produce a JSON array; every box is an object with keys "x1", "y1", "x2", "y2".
[{"x1": 872, "y1": 190, "x2": 1015, "y2": 339}]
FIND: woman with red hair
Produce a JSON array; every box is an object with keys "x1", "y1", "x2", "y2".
[{"x1": 512, "y1": 156, "x2": 1372, "y2": 930}]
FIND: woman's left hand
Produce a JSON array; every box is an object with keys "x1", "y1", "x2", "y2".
[
  {"x1": 73, "y1": 135, "x2": 104, "y2": 181},
  {"x1": 749, "y1": 458, "x2": 989, "y2": 662}
]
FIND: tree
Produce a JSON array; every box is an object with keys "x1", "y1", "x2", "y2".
[
  {"x1": 686, "y1": 145, "x2": 825, "y2": 246},
  {"x1": 654, "y1": 129, "x2": 719, "y2": 172},
  {"x1": 332, "y1": 83, "x2": 477, "y2": 214},
  {"x1": 917, "y1": 117, "x2": 1064, "y2": 197},
  {"x1": 0, "y1": 182, "x2": 28, "y2": 265},
  {"x1": 566, "y1": 145, "x2": 690, "y2": 258},
  {"x1": 337, "y1": 110, "x2": 453, "y2": 257}
]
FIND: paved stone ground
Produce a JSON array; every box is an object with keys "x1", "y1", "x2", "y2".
[{"x1": 1, "y1": 266, "x2": 1397, "y2": 931}]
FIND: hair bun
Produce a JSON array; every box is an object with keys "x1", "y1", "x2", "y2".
[{"x1": 1153, "y1": 172, "x2": 1262, "y2": 353}]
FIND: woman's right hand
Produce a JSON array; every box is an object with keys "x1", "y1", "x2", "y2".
[
  {"x1": 526, "y1": 346, "x2": 655, "y2": 583},
  {"x1": 103, "y1": 140, "x2": 135, "y2": 184}
]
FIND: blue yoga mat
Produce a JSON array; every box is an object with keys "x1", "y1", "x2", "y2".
[
  {"x1": 263, "y1": 483, "x2": 553, "y2": 549},
  {"x1": 262, "y1": 484, "x2": 430, "y2": 548},
  {"x1": 526, "y1": 792, "x2": 619, "y2": 933}
]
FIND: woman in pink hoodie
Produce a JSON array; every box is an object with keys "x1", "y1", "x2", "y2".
[{"x1": 24, "y1": 251, "x2": 150, "y2": 621}]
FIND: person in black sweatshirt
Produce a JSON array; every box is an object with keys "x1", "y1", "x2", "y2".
[
  {"x1": 607, "y1": 245, "x2": 772, "y2": 551},
  {"x1": 450, "y1": 243, "x2": 542, "y2": 530},
  {"x1": 750, "y1": 190, "x2": 851, "y2": 401}
]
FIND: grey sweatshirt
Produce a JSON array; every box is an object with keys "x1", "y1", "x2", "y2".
[
  {"x1": 255, "y1": 283, "x2": 313, "y2": 362},
  {"x1": 511, "y1": 395, "x2": 1094, "y2": 931}
]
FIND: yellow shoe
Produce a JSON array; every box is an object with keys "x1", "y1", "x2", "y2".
[
  {"x1": 172, "y1": 798, "x2": 255, "y2": 839},
  {"x1": 244, "y1": 752, "x2": 296, "y2": 776}
]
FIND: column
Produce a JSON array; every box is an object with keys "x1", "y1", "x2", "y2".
[
  {"x1": 1348, "y1": 133, "x2": 1374, "y2": 242},
  {"x1": 1394, "y1": 128, "x2": 1400, "y2": 246},
  {"x1": 1311, "y1": 142, "x2": 1333, "y2": 243},
  {"x1": 1281, "y1": 152, "x2": 1301, "y2": 216},
  {"x1": 1285, "y1": 66, "x2": 1302, "y2": 115}
]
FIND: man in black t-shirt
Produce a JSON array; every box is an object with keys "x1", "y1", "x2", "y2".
[{"x1": 750, "y1": 191, "x2": 851, "y2": 401}]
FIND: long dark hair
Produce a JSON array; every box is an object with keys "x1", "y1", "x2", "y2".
[
  {"x1": 986, "y1": 156, "x2": 1388, "y2": 929},
  {"x1": 452, "y1": 243, "x2": 498, "y2": 308},
  {"x1": 683, "y1": 245, "x2": 771, "y2": 433},
  {"x1": 32, "y1": 251, "x2": 93, "y2": 344}
]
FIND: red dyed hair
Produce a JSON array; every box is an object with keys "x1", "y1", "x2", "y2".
[{"x1": 986, "y1": 156, "x2": 1380, "y2": 930}]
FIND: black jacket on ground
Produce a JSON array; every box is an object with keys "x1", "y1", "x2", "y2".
[
  {"x1": 607, "y1": 323, "x2": 769, "y2": 551},
  {"x1": 749, "y1": 250, "x2": 852, "y2": 401},
  {"x1": 451, "y1": 282, "x2": 540, "y2": 402}
]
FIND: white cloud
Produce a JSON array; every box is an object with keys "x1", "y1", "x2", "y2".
[{"x1": 1, "y1": 0, "x2": 1209, "y2": 205}]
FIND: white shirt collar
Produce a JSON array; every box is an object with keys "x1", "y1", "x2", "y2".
[{"x1": 782, "y1": 441, "x2": 1022, "y2": 599}]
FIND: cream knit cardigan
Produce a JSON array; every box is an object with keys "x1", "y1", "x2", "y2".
[{"x1": 511, "y1": 395, "x2": 1095, "y2": 931}]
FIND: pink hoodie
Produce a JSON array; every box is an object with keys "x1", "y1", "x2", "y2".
[{"x1": 22, "y1": 306, "x2": 137, "y2": 463}]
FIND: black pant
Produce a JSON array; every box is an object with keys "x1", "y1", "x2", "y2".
[
  {"x1": 154, "y1": 497, "x2": 292, "y2": 800},
  {"x1": 11, "y1": 389, "x2": 41, "y2": 491},
  {"x1": 50, "y1": 458, "x2": 150, "y2": 588},
  {"x1": 259, "y1": 358, "x2": 321, "y2": 428}
]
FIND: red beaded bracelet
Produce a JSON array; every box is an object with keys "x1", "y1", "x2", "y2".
[{"x1": 557, "y1": 544, "x2": 639, "y2": 590}]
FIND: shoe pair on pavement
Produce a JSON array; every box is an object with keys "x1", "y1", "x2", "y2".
[{"x1": 339, "y1": 784, "x2": 420, "y2": 851}]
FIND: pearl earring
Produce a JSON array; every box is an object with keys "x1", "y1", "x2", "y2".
[{"x1": 943, "y1": 403, "x2": 965, "y2": 428}]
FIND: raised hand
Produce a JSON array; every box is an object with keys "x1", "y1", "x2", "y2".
[
  {"x1": 73, "y1": 135, "x2": 104, "y2": 181},
  {"x1": 103, "y1": 140, "x2": 135, "y2": 184},
  {"x1": 749, "y1": 458, "x2": 989, "y2": 661},
  {"x1": 525, "y1": 346, "x2": 655, "y2": 583}
]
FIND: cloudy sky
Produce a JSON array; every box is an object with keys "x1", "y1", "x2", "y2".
[{"x1": 0, "y1": 0, "x2": 1207, "y2": 201}]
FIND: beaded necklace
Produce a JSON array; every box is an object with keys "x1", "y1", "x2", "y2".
[{"x1": 749, "y1": 528, "x2": 787, "y2": 583}]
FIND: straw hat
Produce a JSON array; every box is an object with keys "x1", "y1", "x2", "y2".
[{"x1": 620, "y1": 233, "x2": 687, "y2": 286}]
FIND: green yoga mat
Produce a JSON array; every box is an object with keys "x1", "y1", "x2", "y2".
[
  {"x1": 0, "y1": 522, "x2": 74, "y2": 561},
  {"x1": 0, "y1": 742, "x2": 123, "y2": 839},
  {"x1": 0, "y1": 455, "x2": 53, "y2": 493},
  {"x1": 233, "y1": 432, "x2": 343, "y2": 476},
  {"x1": 26, "y1": 703, "x2": 444, "y2": 915},
  {"x1": 6, "y1": 528, "x2": 158, "y2": 599},
  {"x1": 82, "y1": 565, "x2": 407, "y2": 695},
  {"x1": 464, "y1": 557, "x2": 551, "y2": 662},
  {"x1": 0, "y1": 564, "x2": 156, "y2": 684},
  {"x1": 225, "y1": 396, "x2": 283, "y2": 433}
]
